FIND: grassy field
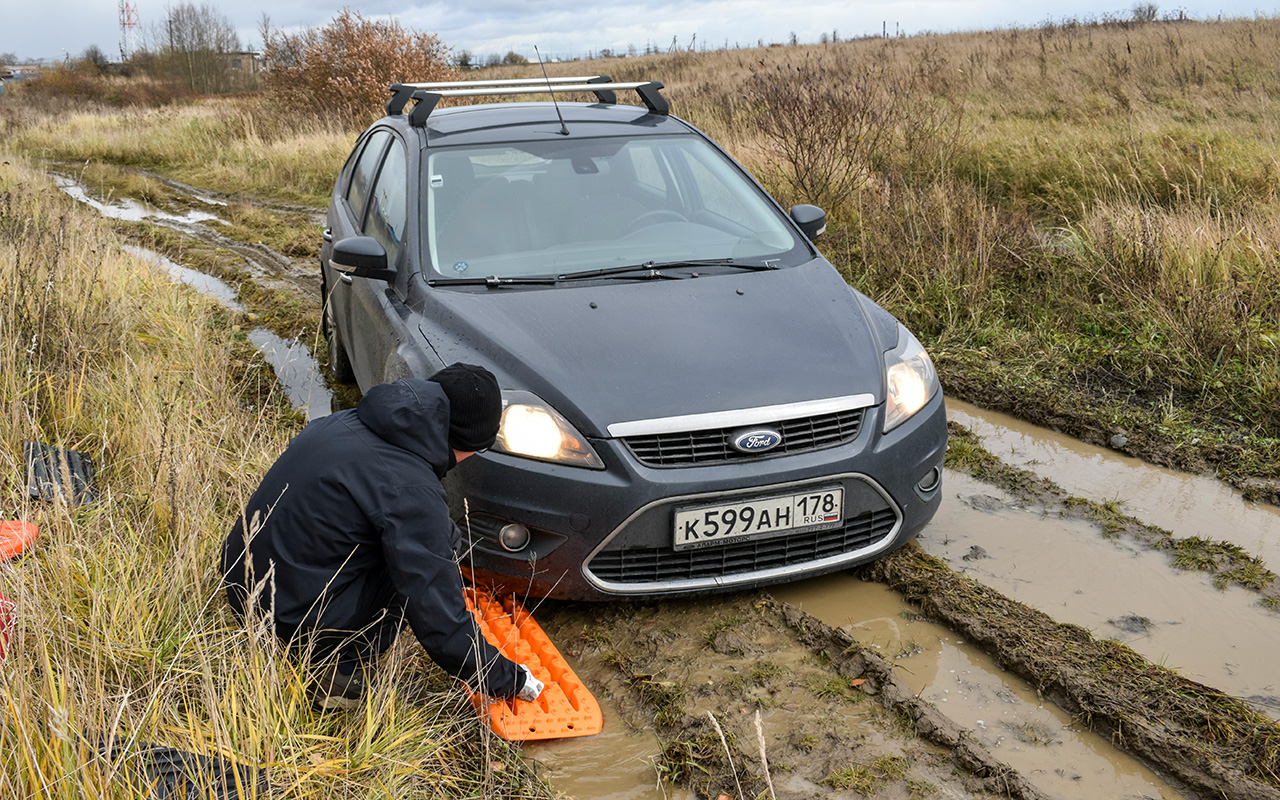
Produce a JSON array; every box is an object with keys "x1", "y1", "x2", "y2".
[
  {"x1": 5, "y1": 15, "x2": 1275, "y2": 494},
  {"x1": 0, "y1": 158, "x2": 544, "y2": 797}
]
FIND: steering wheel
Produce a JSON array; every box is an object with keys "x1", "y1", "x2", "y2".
[{"x1": 624, "y1": 209, "x2": 686, "y2": 234}]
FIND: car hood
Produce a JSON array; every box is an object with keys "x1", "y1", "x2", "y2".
[{"x1": 420, "y1": 260, "x2": 892, "y2": 438}]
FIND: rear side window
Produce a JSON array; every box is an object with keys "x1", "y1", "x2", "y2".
[
  {"x1": 346, "y1": 130, "x2": 391, "y2": 224},
  {"x1": 365, "y1": 139, "x2": 408, "y2": 265}
]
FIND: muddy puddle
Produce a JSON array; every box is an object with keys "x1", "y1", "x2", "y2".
[
  {"x1": 949, "y1": 399, "x2": 1280, "y2": 568},
  {"x1": 120, "y1": 245, "x2": 331, "y2": 421},
  {"x1": 53, "y1": 174, "x2": 226, "y2": 225},
  {"x1": 53, "y1": 169, "x2": 321, "y2": 298},
  {"x1": 773, "y1": 574, "x2": 1185, "y2": 800},
  {"x1": 540, "y1": 594, "x2": 1060, "y2": 800},
  {"x1": 922, "y1": 469, "x2": 1280, "y2": 718},
  {"x1": 524, "y1": 683, "x2": 694, "y2": 800}
]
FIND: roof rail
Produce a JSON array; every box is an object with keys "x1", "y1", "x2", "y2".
[{"x1": 385, "y1": 75, "x2": 669, "y2": 127}]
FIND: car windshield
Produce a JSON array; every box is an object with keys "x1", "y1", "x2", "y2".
[{"x1": 423, "y1": 135, "x2": 809, "y2": 280}]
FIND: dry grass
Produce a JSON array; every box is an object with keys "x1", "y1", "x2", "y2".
[
  {"x1": 0, "y1": 159, "x2": 544, "y2": 797},
  {"x1": 1, "y1": 100, "x2": 352, "y2": 206}
]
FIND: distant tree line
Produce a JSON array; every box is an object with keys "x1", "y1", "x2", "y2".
[{"x1": 23, "y1": 2, "x2": 251, "y2": 96}]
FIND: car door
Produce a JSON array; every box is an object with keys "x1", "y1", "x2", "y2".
[
  {"x1": 326, "y1": 128, "x2": 391, "y2": 382},
  {"x1": 348, "y1": 133, "x2": 413, "y2": 389}
]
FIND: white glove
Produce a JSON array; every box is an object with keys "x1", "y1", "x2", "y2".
[{"x1": 516, "y1": 664, "x2": 544, "y2": 702}]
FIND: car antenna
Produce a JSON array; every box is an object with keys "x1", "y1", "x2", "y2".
[{"x1": 534, "y1": 45, "x2": 570, "y2": 136}]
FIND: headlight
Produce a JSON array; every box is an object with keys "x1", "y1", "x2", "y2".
[
  {"x1": 494, "y1": 390, "x2": 605, "y2": 469},
  {"x1": 883, "y1": 324, "x2": 939, "y2": 432}
]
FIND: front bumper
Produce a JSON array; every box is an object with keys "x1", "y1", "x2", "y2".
[{"x1": 445, "y1": 393, "x2": 947, "y2": 600}]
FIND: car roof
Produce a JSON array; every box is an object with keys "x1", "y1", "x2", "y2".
[{"x1": 400, "y1": 101, "x2": 694, "y2": 147}]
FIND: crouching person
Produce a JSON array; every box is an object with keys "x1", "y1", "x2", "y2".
[{"x1": 221, "y1": 364, "x2": 542, "y2": 709}]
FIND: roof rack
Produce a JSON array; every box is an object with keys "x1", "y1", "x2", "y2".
[{"x1": 385, "y1": 75, "x2": 669, "y2": 127}]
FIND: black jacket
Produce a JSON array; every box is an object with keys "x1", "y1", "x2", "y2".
[{"x1": 221, "y1": 379, "x2": 522, "y2": 697}]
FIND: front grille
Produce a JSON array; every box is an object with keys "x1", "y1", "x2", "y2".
[
  {"x1": 587, "y1": 507, "x2": 897, "y2": 584},
  {"x1": 623, "y1": 408, "x2": 865, "y2": 467}
]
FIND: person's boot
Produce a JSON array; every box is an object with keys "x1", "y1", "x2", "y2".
[{"x1": 309, "y1": 662, "x2": 365, "y2": 711}]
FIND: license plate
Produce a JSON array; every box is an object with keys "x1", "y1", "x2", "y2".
[{"x1": 673, "y1": 487, "x2": 844, "y2": 551}]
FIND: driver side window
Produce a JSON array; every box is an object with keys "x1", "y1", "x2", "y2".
[
  {"x1": 346, "y1": 130, "x2": 391, "y2": 225},
  {"x1": 365, "y1": 139, "x2": 408, "y2": 266}
]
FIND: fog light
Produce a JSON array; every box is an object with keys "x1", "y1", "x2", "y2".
[
  {"x1": 498, "y1": 523, "x2": 531, "y2": 552},
  {"x1": 916, "y1": 466, "x2": 941, "y2": 493}
]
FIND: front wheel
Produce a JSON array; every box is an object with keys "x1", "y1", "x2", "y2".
[{"x1": 322, "y1": 275, "x2": 355, "y2": 384}]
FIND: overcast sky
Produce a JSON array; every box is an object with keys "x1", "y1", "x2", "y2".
[{"x1": 3, "y1": 0, "x2": 1276, "y2": 64}]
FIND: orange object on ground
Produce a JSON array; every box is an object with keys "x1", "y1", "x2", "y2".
[
  {"x1": 464, "y1": 586, "x2": 603, "y2": 741},
  {"x1": 0, "y1": 593, "x2": 14, "y2": 661},
  {"x1": 0, "y1": 521, "x2": 38, "y2": 561}
]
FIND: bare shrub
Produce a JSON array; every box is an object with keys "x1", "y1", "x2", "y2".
[
  {"x1": 743, "y1": 57, "x2": 899, "y2": 213},
  {"x1": 264, "y1": 8, "x2": 455, "y2": 130},
  {"x1": 742, "y1": 51, "x2": 965, "y2": 214}
]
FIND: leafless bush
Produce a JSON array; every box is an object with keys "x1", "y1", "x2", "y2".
[
  {"x1": 742, "y1": 52, "x2": 964, "y2": 214},
  {"x1": 743, "y1": 58, "x2": 899, "y2": 212},
  {"x1": 264, "y1": 9, "x2": 455, "y2": 130}
]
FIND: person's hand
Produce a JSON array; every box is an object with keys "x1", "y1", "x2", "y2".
[{"x1": 516, "y1": 664, "x2": 544, "y2": 702}]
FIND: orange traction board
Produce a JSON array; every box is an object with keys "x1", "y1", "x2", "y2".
[
  {"x1": 0, "y1": 521, "x2": 38, "y2": 562},
  {"x1": 464, "y1": 586, "x2": 603, "y2": 741}
]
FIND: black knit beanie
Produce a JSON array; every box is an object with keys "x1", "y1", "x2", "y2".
[{"x1": 428, "y1": 363, "x2": 502, "y2": 452}]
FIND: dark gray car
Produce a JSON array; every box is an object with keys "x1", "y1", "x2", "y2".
[{"x1": 322, "y1": 77, "x2": 946, "y2": 600}]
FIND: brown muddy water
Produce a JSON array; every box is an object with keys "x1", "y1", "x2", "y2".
[
  {"x1": 943, "y1": 404, "x2": 1280, "y2": 717},
  {"x1": 930, "y1": 473, "x2": 1280, "y2": 715},
  {"x1": 948, "y1": 399, "x2": 1280, "y2": 569},
  {"x1": 59, "y1": 175, "x2": 333, "y2": 420},
  {"x1": 120, "y1": 244, "x2": 332, "y2": 421},
  {"x1": 774, "y1": 574, "x2": 1183, "y2": 800},
  {"x1": 524, "y1": 688, "x2": 695, "y2": 800}
]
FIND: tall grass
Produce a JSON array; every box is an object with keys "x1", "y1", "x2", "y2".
[
  {"x1": 0, "y1": 160, "x2": 544, "y2": 797},
  {"x1": 1, "y1": 100, "x2": 352, "y2": 205}
]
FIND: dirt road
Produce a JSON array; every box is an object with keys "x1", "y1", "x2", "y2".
[{"x1": 56, "y1": 165, "x2": 1280, "y2": 800}]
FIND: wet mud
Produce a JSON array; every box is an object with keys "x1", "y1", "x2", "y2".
[
  {"x1": 940, "y1": 359, "x2": 1280, "y2": 507},
  {"x1": 53, "y1": 170, "x2": 321, "y2": 300},
  {"x1": 774, "y1": 575, "x2": 1185, "y2": 799},
  {"x1": 866, "y1": 546, "x2": 1280, "y2": 800},
  {"x1": 540, "y1": 594, "x2": 1050, "y2": 800},
  {"x1": 924, "y1": 471, "x2": 1280, "y2": 720},
  {"x1": 949, "y1": 400, "x2": 1280, "y2": 570},
  {"x1": 945, "y1": 419, "x2": 1280, "y2": 604},
  {"x1": 55, "y1": 170, "x2": 332, "y2": 421}
]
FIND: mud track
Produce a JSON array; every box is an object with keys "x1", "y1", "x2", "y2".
[
  {"x1": 59, "y1": 163, "x2": 1280, "y2": 800},
  {"x1": 867, "y1": 548, "x2": 1280, "y2": 800}
]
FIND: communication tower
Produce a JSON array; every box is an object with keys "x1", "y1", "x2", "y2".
[{"x1": 118, "y1": 0, "x2": 140, "y2": 62}]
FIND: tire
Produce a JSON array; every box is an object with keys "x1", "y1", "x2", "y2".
[{"x1": 322, "y1": 275, "x2": 356, "y2": 384}]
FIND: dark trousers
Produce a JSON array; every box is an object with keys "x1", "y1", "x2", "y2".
[{"x1": 225, "y1": 582, "x2": 406, "y2": 673}]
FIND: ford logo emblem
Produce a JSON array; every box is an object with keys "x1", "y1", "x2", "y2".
[{"x1": 731, "y1": 428, "x2": 783, "y2": 454}]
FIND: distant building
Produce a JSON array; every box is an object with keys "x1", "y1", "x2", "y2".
[{"x1": 222, "y1": 52, "x2": 261, "y2": 78}]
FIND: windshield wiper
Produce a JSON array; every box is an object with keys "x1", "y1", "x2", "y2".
[
  {"x1": 557, "y1": 258, "x2": 775, "y2": 282},
  {"x1": 427, "y1": 275, "x2": 559, "y2": 288}
]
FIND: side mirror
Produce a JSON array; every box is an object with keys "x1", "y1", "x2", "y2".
[
  {"x1": 789, "y1": 204, "x2": 827, "y2": 240},
  {"x1": 330, "y1": 236, "x2": 395, "y2": 282}
]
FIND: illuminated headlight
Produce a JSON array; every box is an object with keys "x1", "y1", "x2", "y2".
[
  {"x1": 883, "y1": 324, "x2": 939, "y2": 432},
  {"x1": 494, "y1": 390, "x2": 604, "y2": 469}
]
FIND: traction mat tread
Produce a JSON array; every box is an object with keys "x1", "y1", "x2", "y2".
[{"x1": 464, "y1": 587, "x2": 603, "y2": 741}]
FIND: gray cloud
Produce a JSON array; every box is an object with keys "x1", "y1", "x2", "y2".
[{"x1": 3, "y1": 0, "x2": 1274, "y2": 64}]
